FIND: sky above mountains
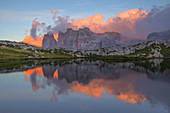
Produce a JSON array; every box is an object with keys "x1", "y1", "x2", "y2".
[{"x1": 0, "y1": 0, "x2": 170, "y2": 41}]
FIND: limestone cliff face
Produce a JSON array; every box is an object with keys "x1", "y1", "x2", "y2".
[
  {"x1": 147, "y1": 30, "x2": 170, "y2": 41},
  {"x1": 42, "y1": 27, "x2": 137, "y2": 50},
  {"x1": 42, "y1": 33, "x2": 57, "y2": 49},
  {"x1": 56, "y1": 27, "x2": 131, "y2": 50}
]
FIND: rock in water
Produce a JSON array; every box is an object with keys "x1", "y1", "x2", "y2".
[
  {"x1": 42, "y1": 32, "x2": 57, "y2": 49},
  {"x1": 147, "y1": 30, "x2": 170, "y2": 41}
]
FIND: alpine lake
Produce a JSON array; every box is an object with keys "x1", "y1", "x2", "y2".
[{"x1": 0, "y1": 58, "x2": 170, "y2": 113}]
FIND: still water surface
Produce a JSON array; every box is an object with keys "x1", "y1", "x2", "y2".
[{"x1": 0, "y1": 59, "x2": 170, "y2": 113}]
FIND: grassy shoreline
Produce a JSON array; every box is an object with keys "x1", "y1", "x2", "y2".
[
  {"x1": 1, "y1": 54, "x2": 169, "y2": 62},
  {"x1": 0, "y1": 56, "x2": 152, "y2": 62}
]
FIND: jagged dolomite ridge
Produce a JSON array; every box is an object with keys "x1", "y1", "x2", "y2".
[{"x1": 43, "y1": 27, "x2": 139, "y2": 50}]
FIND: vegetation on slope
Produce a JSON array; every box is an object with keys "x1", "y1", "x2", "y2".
[
  {"x1": 0, "y1": 45, "x2": 71, "y2": 60},
  {"x1": 160, "y1": 44, "x2": 170, "y2": 57},
  {"x1": 131, "y1": 42, "x2": 170, "y2": 58},
  {"x1": 0, "y1": 40, "x2": 170, "y2": 60}
]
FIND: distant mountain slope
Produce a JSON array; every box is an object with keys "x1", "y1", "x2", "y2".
[
  {"x1": 147, "y1": 30, "x2": 170, "y2": 41},
  {"x1": 81, "y1": 41, "x2": 170, "y2": 58}
]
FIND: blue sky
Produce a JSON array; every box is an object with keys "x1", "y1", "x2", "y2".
[{"x1": 0, "y1": 0, "x2": 170, "y2": 41}]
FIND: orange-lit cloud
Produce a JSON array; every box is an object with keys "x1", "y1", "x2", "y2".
[
  {"x1": 25, "y1": 29, "x2": 28, "y2": 35},
  {"x1": 22, "y1": 6, "x2": 170, "y2": 47},
  {"x1": 21, "y1": 35, "x2": 44, "y2": 47},
  {"x1": 71, "y1": 80, "x2": 104, "y2": 98},
  {"x1": 23, "y1": 66, "x2": 147, "y2": 104},
  {"x1": 51, "y1": 9, "x2": 59, "y2": 20},
  {"x1": 23, "y1": 9, "x2": 148, "y2": 47},
  {"x1": 21, "y1": 33, "x2": 58, "y2": 47},
  {"x1": 30, "y1": 18, "x2": 46, "y2": 40},
  {"x1": 30, "y1": 19, "x2": 40, "y2": 39},
  {"x1": 115, "y1": 93, "x2": 146, "y2": 104},
  {"x1": 72, "y1": 6, "x2": 170, "y2": 40},
  {"x1": 106, "y1": 9, "x2": 148, "y2": 34},
  {"x1": 32, "y1": 84, "x2": 40, "y2": 91},
  {"x1": 24, "y1": 67, "x2": 44, "y2": 77},
  {"x1": 71, "y1": 79, "x2": 147, "y2": 104},
  {"x1": 24, "y1": 66, "x2": 59, "y2": 79},
  {"x1": 24, "y1": 67, "x2": 44, "y2": 91},
  {"x1": 53, "y1": 69, "x2": 59, "y2": 79},
  {"x1": 72, "y1": 8, "x2": 148, "y2": 38},
  {"x1": 72, "y1": 14, "x2": 105, "y2": 33}
]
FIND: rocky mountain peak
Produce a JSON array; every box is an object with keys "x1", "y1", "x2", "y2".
[
  {"x1": 42, "y1": 32, "x2": 57, "y2": 49},
  {"x1": 79, "y1": 27, "x2": 92, "y2": 32},
  {"x1": 42, "y1": 27, "x2": 140, "y2": 50}
]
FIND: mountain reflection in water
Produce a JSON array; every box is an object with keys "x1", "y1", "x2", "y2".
[{"x1": 22, "y1": 59, "x2": 170, "y2": 108}]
